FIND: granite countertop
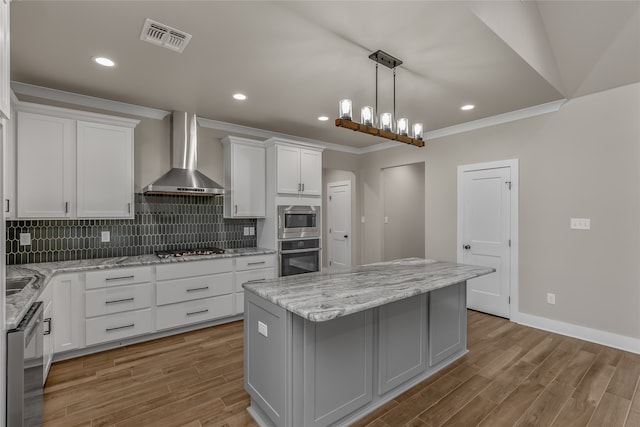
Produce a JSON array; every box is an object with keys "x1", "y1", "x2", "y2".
[
  {"x1": 243, "y1": 258, "x2": 495, "y2": 322},
  {"x1": 6, "y1": 247, "x2": 276, "y2": 329}
]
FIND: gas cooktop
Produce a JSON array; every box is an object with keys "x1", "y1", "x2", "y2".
[{"x1": 155, "y1": 248, "x2": 226, "y2": 258}]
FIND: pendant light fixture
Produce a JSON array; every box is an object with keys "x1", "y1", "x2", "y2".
[{"x1": 335, "y1": 50, "x2": 424, "y2": 147}]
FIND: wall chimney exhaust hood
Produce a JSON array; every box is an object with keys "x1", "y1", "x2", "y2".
[{"x1": 143, "y1": 111, "x2": 225, "y2": 196}]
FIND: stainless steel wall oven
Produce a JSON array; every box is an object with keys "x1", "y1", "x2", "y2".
[{"x1": 279, "y1": 238, "x2": 321, "y2": 276}]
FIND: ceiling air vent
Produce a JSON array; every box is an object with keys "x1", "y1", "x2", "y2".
[{"x1": 140, "y1": 18, "x2": 192, "y2": 53}]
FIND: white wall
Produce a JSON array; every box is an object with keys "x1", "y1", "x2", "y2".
[{"x1": 324, "y1": 82, "x2": 640, "y2": 341}]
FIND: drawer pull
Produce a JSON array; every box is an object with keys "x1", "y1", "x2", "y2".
[
  {"x1": 247, "y1": 261, "x2": 266, "y2": 266},
  {"x1": 44, "y1": 318, "x2": 52, "y2": 335},
  {"x1": 186, "y1": 286, "x2": 209, "y2": 293},
  {"x1": 105, "y1": 297, "x2": 135, "y2": 305},
  {"x1": 106, "y1": 275, "x2": 135, "y2": 282},
  {"x1": 186, "y1": 309, "x2": 209, "y2": 316},
  {"x1": 105, "y1": 323, "x2": 135, "y2": 332},
  {"x1": 244, "y1": 278, "x2": 266, "y2": 284}
]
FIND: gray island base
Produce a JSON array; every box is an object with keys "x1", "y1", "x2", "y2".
[{"x1": 242, "y1": 258, "x2": 495, "y2": 427}]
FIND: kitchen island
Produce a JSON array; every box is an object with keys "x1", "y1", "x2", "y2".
[{"x1": 242, "y1": 258, "x2": 495, "y2": 427}]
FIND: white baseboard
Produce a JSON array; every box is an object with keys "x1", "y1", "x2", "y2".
[{"x1": 513, "y1": 312, "x2": 640, "y2": 354}]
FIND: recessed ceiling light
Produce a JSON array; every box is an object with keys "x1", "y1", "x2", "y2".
[
  {"x1": 92, "y1": 56, "x2": 116, "y2": 67},
  {"x1": 233, "y1": 93, "x2": 247, "y2": 101},
  {"x1": 318, "y1": 116, "x2": 329, "y2": 121},
  {"x1": 461, "y1": 104, "x2": 475, "y2": 111}
]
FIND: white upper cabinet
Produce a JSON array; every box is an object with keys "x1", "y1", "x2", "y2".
[
  {"x1": 76, "y1": 121, "x2": 134, "y2": 218},
  {"x1": 275, "y1": 144, "x2": 323, "y2": 197},
  {"x1": 0, "y1": 0, "x2": 10, "y2": 119},
  {"x1": 17, "y1": 111, "x2": 76, "y2": 218},
  {"x1": 222, "y1": 136, "x2": 266, "y2": 218},
  {"x1": 14, "y1": 102, "x2": 139, "y2": 219}
]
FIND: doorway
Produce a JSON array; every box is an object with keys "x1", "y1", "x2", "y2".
[
  {"x1": 382, "y1": 163, "x2": 425, "y2": 261},
  {"x1": 457, "y1": 159, "x2": 519, "y2": 319},
  {"x1": 327, "y1": 180, "x2": 352, "y2": 269}
]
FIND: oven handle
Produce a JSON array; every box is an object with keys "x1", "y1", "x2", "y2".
[{"x1": 280, "y1": 248, "x2": 321, "y2": 255}]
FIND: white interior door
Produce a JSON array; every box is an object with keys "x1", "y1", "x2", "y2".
[
  {"x1": 460, "y1": 166, "x2": 511, "y2": 318},
  {"x1": 327, "y1": 181, "x2": 351, "y2": 269}
]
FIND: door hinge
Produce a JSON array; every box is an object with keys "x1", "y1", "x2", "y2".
[
  {"x1": 506, "y1": 181, "x2": 512, "y2": 190},
  {"x1": 329, "y1": 195, "x2": 332, "y2": 201}
]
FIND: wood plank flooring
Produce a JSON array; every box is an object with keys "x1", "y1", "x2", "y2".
[{"x1": 43, "y1": 311, "x2": 640, "y2": 427}]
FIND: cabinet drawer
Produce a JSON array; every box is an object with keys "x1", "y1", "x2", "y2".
[
  {"x1": 85, "y1": 267, "x2": 152, "y2": 290},
  {"x1": 156, "y1": 273, "x2": 233, "y2": 306},
  {"x1": 85, "y1": 308, "x2": 152, "y2": 346},
  {"x1": 236, "y1": 255, "x2": 275, "y2": 271},
  {"x1": 156, "y1": 294, "x2": 234, "y2": 331},
  {"x1": 235, "y1": 267, "x2": 276, "y2": 292},
  {"x1": 85, "y1": 283, "x2": 152, "y2": 317},
  {"x1": 156, "y1": 259, "x2": 233, "y2": 281}
]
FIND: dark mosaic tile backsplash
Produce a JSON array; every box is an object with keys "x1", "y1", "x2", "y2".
[{"x1": 6, "y1": 194, "x2": 257, "y2": 265}]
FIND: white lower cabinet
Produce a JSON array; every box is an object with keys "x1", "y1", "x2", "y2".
[
  {"x1": 85, "y1": 309, "x2": 153, "y2": 346},
  {"x1": 84, "y1": 267, "x2": 153, "y2": 346},
  {"x1": 37, "y1": 280, "x2": 54, "y2": 384},
  {"x1": 53, "y1": 273, "x2": 85, "y2": 353},
  {"x1": 235, "y1": 254, "x2": 277, "y2": 315},
  {"x1": 156, "y1": 294, "x2": 234, "y2": 331}
]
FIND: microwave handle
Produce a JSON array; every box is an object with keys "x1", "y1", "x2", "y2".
[{"x1": 278, "y1": 215, "x2": 281, "y2": 230}]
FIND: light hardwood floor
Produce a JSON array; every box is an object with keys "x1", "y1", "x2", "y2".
[{"x1": 43, "y1": 311, "x2": 640, "y2": 427}]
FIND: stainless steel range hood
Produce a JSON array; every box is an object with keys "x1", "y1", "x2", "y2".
[{"x1": 143, "y1": 111, "x2": 225, "y2": 196}]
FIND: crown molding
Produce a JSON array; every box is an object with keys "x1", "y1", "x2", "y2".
[
  {"x1": 424, "y1": 99, "x2": 567, "y2": 141},
  {"x1": 10, "y1": 81, "x2": 171, "y2": 120}
]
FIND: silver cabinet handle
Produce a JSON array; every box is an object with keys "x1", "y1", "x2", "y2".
[
  {"x1": 105, "y1": 297, "x2": 134, "y2": 304},
  {"x1": 235, "y1": 204, "x2": 238, "y2": 214},
  {"x1": 44, "y1": 318, "x2": 52, "y2": 335},
  {"x1": 186, "y1": 309, "x2": 209, "y2": 316},
  {"x1": 64, "y1": 202, "x2": 69, "y2": 213},
  {"x1": 244, "y1": 278, "x2": 266, "y2": 284},
  {"x1": 186, "y1": 286, "x2": 209, "y2": 293},
  {"x1": 302, "y1": 183, "x2": 305, "y2": 192},
  {"x1": 248, "y1": 261, "x2": 266, "y2": 266},
  {"x1": 128, "y1": 203, "x2": 131, "y2": 213},
  {"x1": 4, "y1": 199, "x2": 9, "y2": 213},
  {"x1": 106, "y1": 324, "x2": 134, "y2": 332},
  {"x1": 298, "y1": 183, "x2": 301, "y2": 192},
  {"x1": 106, "y1": 275, "x2": 135, "y2": 282}
]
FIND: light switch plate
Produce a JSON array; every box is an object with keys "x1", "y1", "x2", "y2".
[
  {"x1": 19, "y1": 233, "x2": 31, "y2": 246},
  {"x1": 258, "y1": 321, "x2": 268, "y2": 338},
  {"x1": 570, "y1": 218, "x2": 591, "y2": 230},
  {"x1": 101, "y1": 231, "x2": 110, "y2": 242}
]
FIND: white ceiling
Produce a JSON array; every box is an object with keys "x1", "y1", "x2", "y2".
[{"x1": 10, "y1": 1, "x2": 640, "y2": 149}]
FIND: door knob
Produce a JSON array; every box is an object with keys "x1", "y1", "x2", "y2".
[
  {"x1": 344, "y1": 235, "x2": 349, "y2": 239},
  {"x1": 463, "y1": 244, "x2": 471, "y2": 250}
]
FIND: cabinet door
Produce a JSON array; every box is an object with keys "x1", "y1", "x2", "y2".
[
  {"x1": 76, "y1": 121, "x2": 133, "y2": 218},
  {"x1": 53, "y1": 274, "x2": 85, "y2": 353},
  {"x1": 17, "y1": 112, "x2": 75, "y2": 218},
  {"x1": 38, "y1": 282, "x2": 54, "y2": 384},
  {"x1": 0, "y1": 0, "x2": 9, "y2": 120},
  {"x1": 232, "y1": 143, "x2": 265, "y2": 217},
  {"x1": 300, "y1": 148, "x2": 322, "y2": 196},
  {"x1": 429, "y1": 282, "x2": 466, "y2": 367},
  {"x1": 276, "y1": 145, "x2": 301, "y2": 195}
]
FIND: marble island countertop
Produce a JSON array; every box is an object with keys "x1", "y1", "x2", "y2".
[
  {"x1": 243, "y1": 258, "x2": 495, "y2": 322},
  {"x1": 6, "y1": 247, "x2": 276, "y2": 329}
]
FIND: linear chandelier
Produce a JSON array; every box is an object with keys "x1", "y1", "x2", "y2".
[{"x1": 335, "y1": 50, "x2": 424, "y2": 148}]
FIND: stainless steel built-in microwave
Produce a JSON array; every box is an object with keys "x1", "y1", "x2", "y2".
[{"x1": 277, "y1": 205, "x2": 320, "y2": 240}]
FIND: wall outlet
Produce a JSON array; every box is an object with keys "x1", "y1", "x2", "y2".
[
  {"x1": 384, "y1": 216, "x2": 389, "y2": 224},
  {"x1": 547, "y1": 293, "x2": 556, "y2": 305},
  {"x1": 361, "y1": 216, "x2": 365, "y2": 224},
  {"x1": 249, "y1": 226, "x2": 255, "y2": 236},
  {"x1": 101, "y1": 231, "x2": 110, "y2": 243},
  {"x1": 19, "y1": 233, "x2": 31, "y2": 246},
  {"x1": 570, "y1": 218, "x2": 591, "y2": 230},
  {"x1": 258, "y1": 321, "x2": 268, "y2": 338},
  {"x1": 243, "y1": 227, "x2": 249, "y2": 236}
]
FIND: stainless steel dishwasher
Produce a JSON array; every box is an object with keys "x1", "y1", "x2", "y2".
[{"x1": 7, "y1": 301, "x2": 44, "y2": 427}]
